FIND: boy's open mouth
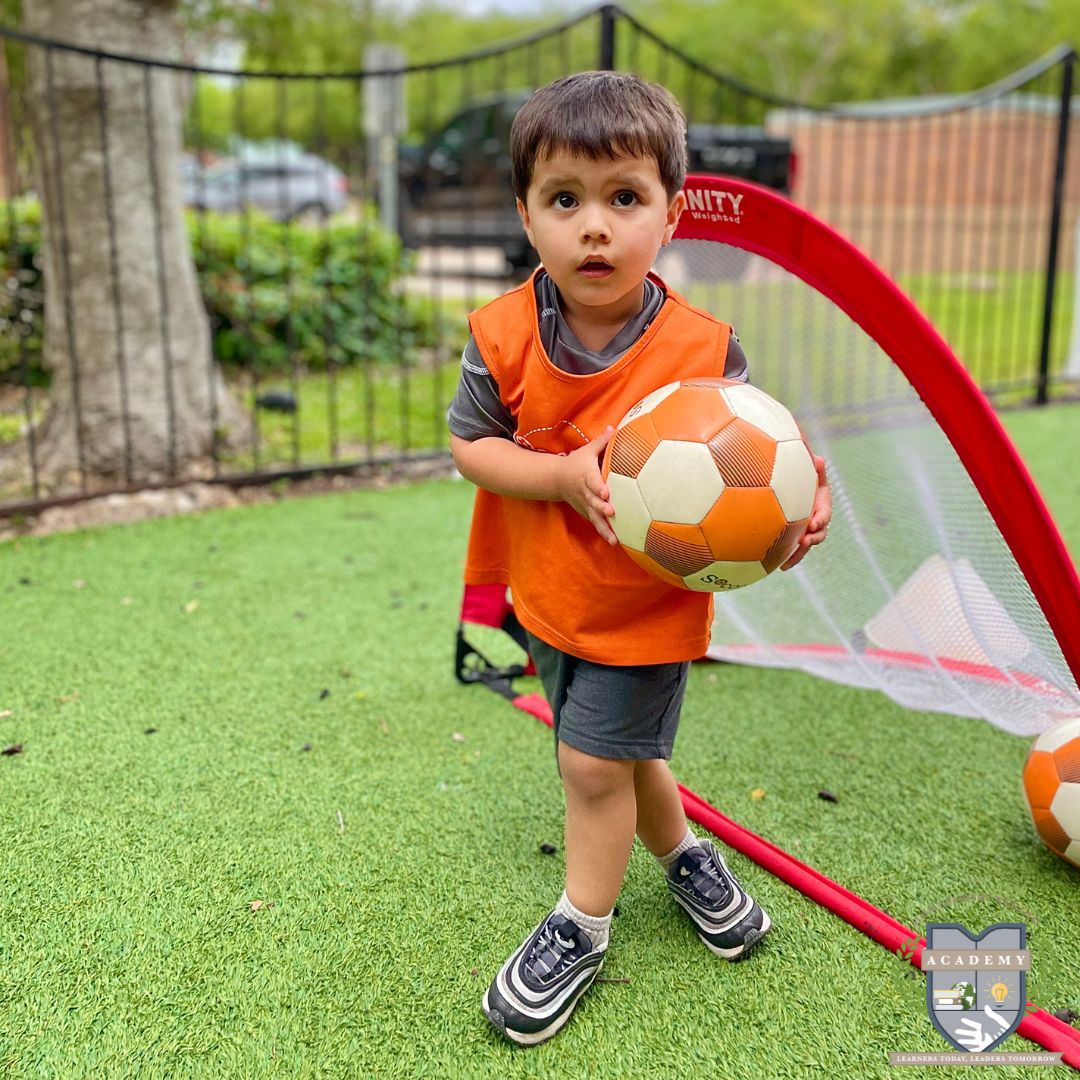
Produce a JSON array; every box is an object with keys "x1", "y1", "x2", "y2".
[{"x1": 577, "y1": 257, "x2": 614, "y2": 278}]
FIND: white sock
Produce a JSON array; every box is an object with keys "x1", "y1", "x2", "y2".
[
  {"x1": 656, "y1": 827, "x2": 701, "y2": 872},
  {"x1": 556, "y1": 890, "x2": 612, "y2": 951}
]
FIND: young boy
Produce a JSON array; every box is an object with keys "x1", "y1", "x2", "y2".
[{"x1": 448, "y1": 70, "x2": 831, "y2": 1046}]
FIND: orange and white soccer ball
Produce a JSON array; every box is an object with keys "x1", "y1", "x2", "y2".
[
  {"x1": 600, "y1": 377, "x2": 817, "y2": 591},
  {"x1": 1022, "y1": 715, "x2": 1080, "y2": 869}
]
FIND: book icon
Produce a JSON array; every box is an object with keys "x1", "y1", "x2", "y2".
[{"x1": 933, "y1": 982, "x2": 976, "y2": 1011}]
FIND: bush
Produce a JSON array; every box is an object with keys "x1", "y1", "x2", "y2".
[
  {"x1": 0, "y1": 198, "x2": 45, "y2": 385},
  {"x1": 0, "y1": 197, "x2": 447, "y2": 386},
  {"x1": 191, "y1": 207, "x2": 445, "y2": 373}
]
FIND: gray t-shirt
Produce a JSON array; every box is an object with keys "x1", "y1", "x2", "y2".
[{"x1": 447, "y1": 270, "x2": 749, "y2": 440}]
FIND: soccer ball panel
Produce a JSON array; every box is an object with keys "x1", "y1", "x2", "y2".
[
  {"x1": 1031, "y1": 715, "x2": 1080, "y2": 753},
  {"x1": 637, "y1": 441, "x2": 725, "y2": 525},
  {"x1": 607, "y1": 377, "x2": 811, "y2": 592},
  {"x1": 719, "y1": 383, "x2": 801, "y2": 441},
  {"x1": 644, "y1": 522, "x2": 714, "y2": 577},
  {"x1": 606, "y1": 413, "x2": 660, "y2": 480},
  {"x1": 699, "y1": 487, "x2": 787, "y2": 562},
  {"x1": 762, "y1": 520, "x2": 809, "y2": 574},
  {"x1": 707, "y1": 418, "x2": 776, "y2": 487},
  {"x1": 1066, "y1": 838, "x2": 1080, "y2": 866},
  {"x1": 1022, "y1": 750, "x2": 1059, "y2": 810},
  {"x1": 649, "y1": 384, "x2": 735, "y2": 443},
  {"x1": 683, "y1": 560, "x2": 768, "y2": 592},
  {"x1": 1030, "y1": 807, "x2": 1072, "y2": 859},
  {"x1": 618, "y1": 382, "x2": 680, "y2": 428},
  {"x1": 1049, "y1": 782, "x2": 1080, "y2": 839},
  {"x1": 622, "y1": 544, "x2": 687, "y2": 589},
  {"x1": 771, "y1": 439, "x2": 818, "y2": 522},
  {"x1": 607, "y1": 472, "x2": 652, "y2": 551},
  {"x1": 1056, "y1": 738, "x2": 1080, "y2": 783}
]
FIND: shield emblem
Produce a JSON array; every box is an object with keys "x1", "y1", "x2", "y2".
[{"x1": 925, "y1": 923, "x2": 1027, "y2": 1053}]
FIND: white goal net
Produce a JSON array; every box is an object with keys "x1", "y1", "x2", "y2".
[{"x1": 655, "y1": 234, "x2": 1080, "y2": 736}]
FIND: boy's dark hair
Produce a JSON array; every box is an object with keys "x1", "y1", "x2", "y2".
[{"x1": 511, "y1": 71, "x2": 687, "y2": 202}]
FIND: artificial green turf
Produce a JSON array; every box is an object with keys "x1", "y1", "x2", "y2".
[{"x1": 0, "y1": 404, "x2": 1078, "y2": 1079}]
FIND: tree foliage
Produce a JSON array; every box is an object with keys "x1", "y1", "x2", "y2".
[
  {"x1": 174, "y1": 0, "x2": 1079, "y2": 104},
  {"x1": 620, "y1": 0, "x2": 1078, "y2": 103},
  {"x1": 4, "y1": 0, "x2": 1078, "y2": 103},
  {"x1": 158, "y1": 0, "x2": 1080, "y2": 179},
  {"x1": 8, "y1": 0, "x2": 1076, "y2": 170},
  {"x1": 178, "y1": 0, "x2": 559, "y2": 73}
]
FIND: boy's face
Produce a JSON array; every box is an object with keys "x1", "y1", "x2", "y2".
[{"x1": 517, "y1": 150, "x2": 685, "y2": 330}]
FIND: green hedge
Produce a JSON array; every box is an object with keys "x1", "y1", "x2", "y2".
[
  {"x1": 0, "y1": 198, "x2": 449, "y2": 385},
  {"x1": 0, "y1": 199, "x2": 44, "y2": 385}
]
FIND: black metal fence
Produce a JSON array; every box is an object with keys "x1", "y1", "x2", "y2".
[{"x1": 0, "y1": 4, "x2": 1076, "y2": 515}]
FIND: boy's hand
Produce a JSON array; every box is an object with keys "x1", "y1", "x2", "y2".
[
  {"x1": 781, "y1": 454, "x2": 832, "y2": 571},
  {"x1": 556, "y1": 427, "x2": 619, "y2": 545}
]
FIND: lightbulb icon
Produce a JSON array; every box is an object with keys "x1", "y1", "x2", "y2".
[{"x1": 990, "y1": 982, "x2": 1010, "y2": 1005}]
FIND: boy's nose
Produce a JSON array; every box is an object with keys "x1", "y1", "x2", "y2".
[{"x1": 579, "y1": 207, "x2": 611, "y2": 243}]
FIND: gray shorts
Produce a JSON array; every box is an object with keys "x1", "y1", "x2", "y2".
[{"x1": 526, "y1": 631, "x2": 689, "y2": 761}]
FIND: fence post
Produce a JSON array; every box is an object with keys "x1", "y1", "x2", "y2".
[
  {"x1": 1036, "y1": 50, "x2": 1075, "y2": 405},
  {"x1": 598, "y1": 4, "x2": 617, "y2": 71}
]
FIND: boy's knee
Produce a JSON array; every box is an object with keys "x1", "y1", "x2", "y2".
[{"x1": 558, "y1": 741, "x2": 635, "y2": 801}]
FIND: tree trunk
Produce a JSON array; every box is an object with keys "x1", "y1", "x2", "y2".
[{"x1": 19, "y1": 0, "x2": 244, "y2": 488}]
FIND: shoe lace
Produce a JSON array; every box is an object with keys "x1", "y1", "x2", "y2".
[
  {"x1": 525, "y1": 919, "x2": 585, "y2": 981},
  {"x1": 685, "y1": 849, "x2": 733, "y2": 906}
]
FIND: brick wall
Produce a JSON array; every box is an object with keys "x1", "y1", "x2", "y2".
[{"x1": 770, "y1": 108, "x2": 1080, "y2": 276}]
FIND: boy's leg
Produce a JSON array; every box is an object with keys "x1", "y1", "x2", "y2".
[
  {"x1": 482, "y1": 740, "x2": 635, "y2": 1046},
  {"x1": 633, "y1": 757, "x2": 689, "y2": 857},
  {"x1": 635, "y1": 758, "x2": 772, "y2": 961},
  {"x1": 560, "y1": 740, "x2": 638, "y2": 916}
]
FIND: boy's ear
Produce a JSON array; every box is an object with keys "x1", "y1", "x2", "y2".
[
  {"x1": 516, "y1": 197, "x2": 535, "y2": 247},
  {"x1": 663, "y1": 190, "x2": 687, "y2": 246}
]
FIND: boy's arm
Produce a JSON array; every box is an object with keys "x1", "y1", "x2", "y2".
[{"x1": 450, "y1": 431, "x2": 618, "y2": 545}]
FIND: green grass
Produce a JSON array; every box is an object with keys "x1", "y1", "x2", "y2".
[
  {"x1": 999, "y1": 403, "x2": 1080, "y2": 541},
  {"x1": 224, "y1": 358, "x2": 459, "y2": 469},
  {"x1": 217, "y1": 284, "x2": 482, "y2": 470},
  {"x1": 0, "y1": 404, "x2": 1078, "y2": 1078},
  {"x1": 680, "y1": 268, "x2": 1075, "y2": 407},
  {"x1": 0, "y1": 360, "x2": 462, "y2": 504},
  {"x1": 903, "y1": 270, "x2": 1075, "y2": 396},
  {"x1": 0, "y1": 412, "x2": 22, "y2": 444}
]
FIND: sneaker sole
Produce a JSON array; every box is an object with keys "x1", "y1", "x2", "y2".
[
  {"x1": 697, "y1": 909, "x2": 772, "y2": 961},
  {"x1": 481, "y1": 958, "x2": 604, "y2": 1046}
]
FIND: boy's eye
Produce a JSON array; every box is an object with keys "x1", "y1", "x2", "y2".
[
  {"x1": 613, "y1": 190, "x2": 638, "y2": 207},
  {"x1": 554, "y1": 192, "x2": 577, "y2": 209}
]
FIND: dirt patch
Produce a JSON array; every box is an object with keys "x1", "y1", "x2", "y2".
[{"x1": 0, "y1": 456, "x2": 458, "y2": 542}]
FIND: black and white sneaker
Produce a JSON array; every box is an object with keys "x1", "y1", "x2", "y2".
[
  {"x1": 666, "y1": 839, "x2": 771, "y2": 960},
  {"x1": 482, "y1": 910, "x2": 606, "y2": 1046}
]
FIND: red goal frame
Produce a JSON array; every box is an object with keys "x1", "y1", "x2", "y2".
[{"x1": 676, "y1": 173, "x2": 1080, "y2": 686}]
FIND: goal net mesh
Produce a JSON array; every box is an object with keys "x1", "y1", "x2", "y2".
[{"x1": 654, "y1": 238, "x2": 1079, "y2": 735}]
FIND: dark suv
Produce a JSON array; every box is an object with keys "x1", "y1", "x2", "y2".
[
  {"x1": 398, "y1": 92, "x2": 795, "y2": 272},
  {"x1": 399, "y1": 94, "x2": 531, "y2": 267}
]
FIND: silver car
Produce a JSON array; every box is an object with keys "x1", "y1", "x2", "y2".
[{"x1": 182, "y1": 150, "x2": 348, "y2": 224}]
